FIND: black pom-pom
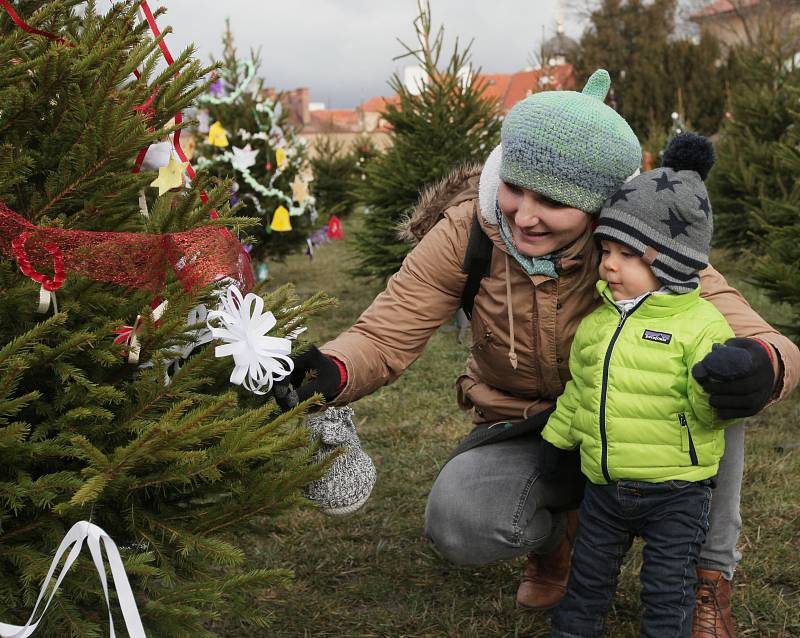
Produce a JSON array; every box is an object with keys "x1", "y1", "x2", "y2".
[{"x1": 662, "y1": 132, "x2": 715, "y2": 180}]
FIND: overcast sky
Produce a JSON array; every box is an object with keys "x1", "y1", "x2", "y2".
[{"x1": 158, "y1": 1, "x2": 584, "y2": 109}]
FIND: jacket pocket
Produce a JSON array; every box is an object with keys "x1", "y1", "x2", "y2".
[{"x1": 679, "y1": 413, "x2": 699, "y2": 466}]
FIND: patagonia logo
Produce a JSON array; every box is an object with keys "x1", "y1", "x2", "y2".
[{"x1": 642, "y1": 329, "x2": 672, "y2": 344}]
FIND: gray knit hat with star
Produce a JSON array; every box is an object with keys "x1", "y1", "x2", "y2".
[
  {"x1": 594, "y1": 133, "x2": 715, "y2": 293},
  {"x1": 500, "y1": 69, "x2": 642, "y2": 213}
]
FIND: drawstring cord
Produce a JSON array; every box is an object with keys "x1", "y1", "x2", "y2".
[{"x1": 505, "y1": 253, "x2": 518, "y2": 370}]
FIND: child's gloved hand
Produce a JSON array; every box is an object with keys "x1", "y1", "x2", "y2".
[
  {"x1": 539, "y1": 440, "x2": 578, "y2": 480},
  {"x1": 692, "y1": 337, "x2": 775, "y2": 419}
]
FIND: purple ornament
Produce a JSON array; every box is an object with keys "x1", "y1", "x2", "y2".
[{"x1": 209, "y1": 79, "x2": 224, "y2": 98}]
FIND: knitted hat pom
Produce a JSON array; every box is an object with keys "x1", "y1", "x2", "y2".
[{"x1": 662, "y1": 132, "x2": 715, "y2": 181}]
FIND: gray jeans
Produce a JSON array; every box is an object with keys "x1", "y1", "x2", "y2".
[{"x1": 425, "y1": 422, "x2": 744, "y2": 580}]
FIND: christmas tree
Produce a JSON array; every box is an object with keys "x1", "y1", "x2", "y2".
[
  {"x1": 726, "y1": 58, "x2": 800, "y2": 339},
  {"x1": 351, "y1": 0, "x2": 501, "y2": 280},
  {"x1": 707, "y1": 47, "x2": 800, "y2": 250},
  {"x1": 0, "y1": 2, "x2": 327, "y2": 635},
  {"x1": 309, "y1": 134, "x2": 379, "y2": 220},
  {"x1": 193, "y1": 20, "x2": 317, "y2": 262}
]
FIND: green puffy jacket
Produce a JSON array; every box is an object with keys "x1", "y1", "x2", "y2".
[{"x1": 542, "y1": 280, "x2": 735, "y2": 484}]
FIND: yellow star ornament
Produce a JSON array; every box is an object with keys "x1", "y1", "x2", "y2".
[
  {"x1": 291, "y1": 175, "x2": 309, "y2": 204},
  {"x1": 149, "y1": 155, "x2": 189, "y2": 196},
  {"x1": 275, "y1": 147, "x2": 287, "y2": 169}
]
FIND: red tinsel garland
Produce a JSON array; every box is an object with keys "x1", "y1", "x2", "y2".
[{"x1": 0, "y1": 204, "x2": 254, "y2": 293}]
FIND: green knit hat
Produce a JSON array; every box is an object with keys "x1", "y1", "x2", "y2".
[{"x1": 499, "y1": 69, "x2": 641, "y2": 213}]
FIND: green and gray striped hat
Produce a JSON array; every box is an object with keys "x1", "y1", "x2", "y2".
[
  {"x1": 500, "y1": 69, "x2": 641, "y2": 213},
  {"x1": 595, "y1": 133, "x2": 716, "y2": 293}
]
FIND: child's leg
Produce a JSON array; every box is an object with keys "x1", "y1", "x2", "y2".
[
  {"x1": 550, "y1": 483, "x2": 633, "y2": 638},
  {"x1": 699, "y1": 422, "x2": 744, "y2": 579},
  {"x1": 638, "y1": 481, "x2": 713, "y2": 638}
]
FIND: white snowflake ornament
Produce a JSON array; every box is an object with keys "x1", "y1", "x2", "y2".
[{"x1": 206, "y1": 285, "x2": 293, "y2": 394}]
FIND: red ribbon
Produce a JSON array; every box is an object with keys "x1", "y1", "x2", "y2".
[
  {"x1": 0, "y1": 0, "x2": 71, "y2": 45},
  {"x1": 11, "y1": 232, "x2": 66, "y2": 291}
]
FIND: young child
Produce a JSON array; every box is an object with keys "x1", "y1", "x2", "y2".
[{"x1": 541, "y1": 133, "x2": 740, "y2": 638}]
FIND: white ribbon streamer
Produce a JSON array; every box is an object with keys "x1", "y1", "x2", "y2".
[
  {"x1": 206, "y1": 285, "x2": 294, "y2": 395},
  {"x1": 0, "y1": 521, "x2": 146, "y2": 638}
]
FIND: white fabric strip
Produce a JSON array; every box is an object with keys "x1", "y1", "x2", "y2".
[{"x1": 0, "y1": 521, "x2": 146, "y2": 638}]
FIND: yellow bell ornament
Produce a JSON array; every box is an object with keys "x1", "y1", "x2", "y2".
[
  {"x1": 207, "y1": 121, "x2": 229, "y2": 147},
  {"x1": 270, "y1": 205, "x2": 292, "y2": 232}
]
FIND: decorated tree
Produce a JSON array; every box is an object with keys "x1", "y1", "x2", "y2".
[
  {"x1": 192, "y1": 20, "x2": 317, "y2": 262},
  {"x1": 0, "y1": 2, "x2": 327, "y2": 636},
  {"x1": 351, "y1": 0, "x2": 501, "y2": 280}
]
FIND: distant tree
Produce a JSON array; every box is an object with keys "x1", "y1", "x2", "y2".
[
  {"x1": 570, "y1": 0, "x2": 728, "y2": 143},
  {"x1": 351, "y1": 0, "x2": 501, "y2": 280}
]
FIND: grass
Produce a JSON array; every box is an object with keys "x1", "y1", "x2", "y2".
[{"x1": 228, "y1": 214, "x2": 800, "y2": 637}]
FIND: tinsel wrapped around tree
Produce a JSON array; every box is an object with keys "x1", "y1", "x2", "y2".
[
  {"x1": 0, "y1": 2, "x2": 328, "y2": 636},
  {"x1": 351, "y1": 0, "x2": 501, "y2": 280},
  {"x1": 192, "y1": 20, "x2": 317, "y2": 262}
]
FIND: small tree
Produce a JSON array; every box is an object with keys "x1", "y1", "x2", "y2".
[
  {"x1": 0, "y1": 2, "x2": 326, "y2": 635},
  {"x1": 351, "y1": 0, "x2": 501, "y2": 280},
  {"x1": 194, "y1": 20, "x2": 317, "y2": 261},
  {"x1": 309, "y1": 136, "x2": 357, "y2": 218},
  {"x1": 707, "y1": 47, "x2": 800, "y2": 249}
]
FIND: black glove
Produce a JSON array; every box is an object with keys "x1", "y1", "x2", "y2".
[
  {"x1": 273, "y1": 345, "x2": 343, "y2": 412},
  {"x1": 692, "y1": 337, "x2": 775, "y2": 420},
  {"x1": 539, "y1": 440, "x2": 580, "y2": 481}
]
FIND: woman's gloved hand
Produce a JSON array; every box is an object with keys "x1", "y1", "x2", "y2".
[
  {"x1": 273, "y1": 345, "x2": 343, "y2": 411},
  {"x1": 691, "y1": 337, "x2": 775, "y2": 420}
]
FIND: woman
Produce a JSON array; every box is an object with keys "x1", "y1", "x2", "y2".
[{"x1": 279, "y1": 70, "x2": 799, "y2": 637}]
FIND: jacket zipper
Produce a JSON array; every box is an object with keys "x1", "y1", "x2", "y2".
[
  {"x1": 599, "y1": 295, "x2": 650, "y2": 483},
  {"x1": 679, "y1": 413, "x2": 699, "y2": 465}
]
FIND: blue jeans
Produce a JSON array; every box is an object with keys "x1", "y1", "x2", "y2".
[
  {"x1": 550, "y1": 480, "x2": 712, "y2": 638},
  {"x1": 425, "y1": 424, "x2": 743, "y2": 577}
]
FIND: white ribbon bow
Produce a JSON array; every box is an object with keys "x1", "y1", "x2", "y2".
[
  {"x1": 0, "y1": 521, "x2": 146, "y2": 638},
  {"x1": 206, "y1": 285, "x2": 294, "y2": 395}
]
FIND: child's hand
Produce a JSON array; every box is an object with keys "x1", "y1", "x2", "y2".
[{"x1": 692, "y1": 338, "x2": 775, "y2": 419}]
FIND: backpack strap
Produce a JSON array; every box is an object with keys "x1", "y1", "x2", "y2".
[{"x1": 460, "y1": 204, "x2": 493, "y2": 320}]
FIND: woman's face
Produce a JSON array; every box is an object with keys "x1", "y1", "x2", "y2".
[{"x1": 497, "y1": 182, "x2": 592, "y2": 257}]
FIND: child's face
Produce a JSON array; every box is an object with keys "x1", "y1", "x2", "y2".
[{"x1": 598, "y1": 240, "x2": 662, "y2": 301}]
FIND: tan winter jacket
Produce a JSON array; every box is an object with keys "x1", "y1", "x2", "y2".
[{"x1": 322, "y1": 166, "x2": 800, "y2": 425}]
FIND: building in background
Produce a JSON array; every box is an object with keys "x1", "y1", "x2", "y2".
[{"x1": 690, "y1": 0, "x2": 800, "y2": 52}]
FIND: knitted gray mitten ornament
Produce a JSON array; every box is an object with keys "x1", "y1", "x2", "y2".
[{"x1": 304, "y1": 406, "x2": 376, "y2": 516}]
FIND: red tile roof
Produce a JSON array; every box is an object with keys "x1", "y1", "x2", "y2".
[
  {"x1": 307, "y1": 109, "x2": 361, "y2": 131},
  {"x1": 358, "y1": 95, "x2": 401, "y2": 114},
  {"x1": 691, "y1": 0, "x2": 762, "y2": 19}
]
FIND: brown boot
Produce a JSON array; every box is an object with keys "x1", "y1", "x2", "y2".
[
  {"x1": 693, "y1": 568, "x2": 736, "y2": 637},
  {"x1": 516, "y1": 510, "x2": 578, "y2": 610}
]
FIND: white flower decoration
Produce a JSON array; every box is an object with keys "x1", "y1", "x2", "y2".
[{"x1": 206, "y1": 285, "x2": 293, "y2": 395}]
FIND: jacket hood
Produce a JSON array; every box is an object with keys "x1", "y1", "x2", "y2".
[{"x1": 398, "y1": 162, "x2": 483, "y2": 243}]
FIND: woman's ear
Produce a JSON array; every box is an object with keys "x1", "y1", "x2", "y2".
[{"x1": 479, "y1": 144, "x2": 502, "y2": 226}]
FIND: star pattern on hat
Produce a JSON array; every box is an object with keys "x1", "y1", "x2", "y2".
[
  {"x1": 653, "y1": 171, "x2": 682, "y2": 193},
  {"x1": 662, "y1": 207, "x2": 691, "y2": 239},
  {"x1": 608, "y1": 187, "x2": 636, "y2": 206},
  {"x1": 696, "y1": 195, "x2": 711, "y2": 218}
]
